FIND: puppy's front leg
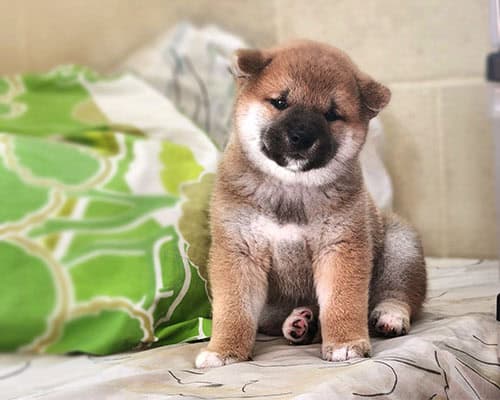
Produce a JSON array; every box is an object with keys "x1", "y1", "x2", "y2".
[
  {"x1": 314, "y1": 240, "x2": 372, "y2": 362},
  {"x1": 195, "y1": 242, "x2": 269, "y2": 368}
]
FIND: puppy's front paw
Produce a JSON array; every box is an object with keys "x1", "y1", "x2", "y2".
[
  {"x1": 195, "y1": 350, "x2": 240, "y2": 369},
  {"x1": 322, "y1": 339, "x2": 371, "y2": 362}
]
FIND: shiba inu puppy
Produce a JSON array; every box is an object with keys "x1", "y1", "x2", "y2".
[{"x1": 195, "y1": 40, "x2": 426, "y2": 368}]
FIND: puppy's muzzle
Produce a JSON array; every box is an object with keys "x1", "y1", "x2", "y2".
[
  {"x1": 283, "y1": 106, "x2": 325, "y2": 152},
  {"x1": 261, "y1": 105, "x2": 337, "y2": 171}
]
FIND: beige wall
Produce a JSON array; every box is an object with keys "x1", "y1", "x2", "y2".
[{"x1": 0, "y1": 0, "x2": 495, "y2": 258}]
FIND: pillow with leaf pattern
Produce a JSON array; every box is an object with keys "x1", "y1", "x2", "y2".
[{"x1": 0, "y1": 66, "x2": 217, "y2": 355}]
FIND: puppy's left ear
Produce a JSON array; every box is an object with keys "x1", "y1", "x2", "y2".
[
  {"x1": 357, "y1": 73, "x2": 391, "y2": 119},
  {"x1": 230, "y1": 49, "x2": 272, "y2": 78}
]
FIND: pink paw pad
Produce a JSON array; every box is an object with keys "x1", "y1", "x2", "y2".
[
  {"x1": 298, "y1": 309, "x2": 313, "y2": 320},
  {"x1": 282, "y1": 307, "x2": 317, "y2": 344}
]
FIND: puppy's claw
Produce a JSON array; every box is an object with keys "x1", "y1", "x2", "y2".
[
  {"x1": 322, "y1": 339, "x2": 371, "y2": 362},
  {"x1": 195, "y1": 350, "x2": 240, "y2": 369}
]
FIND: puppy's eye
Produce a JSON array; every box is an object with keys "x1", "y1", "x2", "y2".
[
  {"x1": 269, "y1": 98, "x2": 288, "y2": 111},
  {"x1": 325, "y1": 109, "x2": 340, "y2": 122}
]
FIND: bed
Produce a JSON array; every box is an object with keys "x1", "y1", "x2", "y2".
[{"x1": 1, "y1": 258, "x2": 498, "y2": 399}]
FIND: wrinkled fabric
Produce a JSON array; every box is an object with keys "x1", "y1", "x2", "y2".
[{"x1": 1, "y1": 258, "x2": 498, "y2": 399}]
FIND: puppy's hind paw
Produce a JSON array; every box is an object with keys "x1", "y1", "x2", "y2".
[
  {"x1": 369, "y1": 300, "x2": 410, "y2": 338},
  {"x1": 322, "y1": 339, "x2": 371, "y2": 362},
  {"x1": 282, "y1": 306, "x2": 317, "y2": 345},
  {"x1": 195, "y1": 350, "x2": 239, "y2": 369}
]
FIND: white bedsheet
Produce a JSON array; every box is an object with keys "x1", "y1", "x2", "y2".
[{"x1": 1, "y1": 258, "x2": 499, "y2": 399}]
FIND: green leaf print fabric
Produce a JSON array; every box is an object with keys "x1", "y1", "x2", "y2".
[{"x1": 0, "y1": 66, "x2": 218, "y2": 355}]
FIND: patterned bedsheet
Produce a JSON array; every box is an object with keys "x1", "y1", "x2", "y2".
[{"x1": 1, "y1": 258, "x2": 498, "y2": 399}]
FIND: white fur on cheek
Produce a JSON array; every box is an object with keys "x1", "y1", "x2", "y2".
[{"x1": 238, "y1": 102, "x2": 358, "y2": 186}]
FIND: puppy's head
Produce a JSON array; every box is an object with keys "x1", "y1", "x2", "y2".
[{"x1": 231, "y1": 40, "x2": 390, "y2": 186}]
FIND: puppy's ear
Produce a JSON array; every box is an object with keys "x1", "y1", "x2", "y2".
[
  {"x1": 230, "y1": 49, "x2": 272, "y2": 78},
  {"x1": 357, "y1": 73, "x2": 391, "y2": 118}
]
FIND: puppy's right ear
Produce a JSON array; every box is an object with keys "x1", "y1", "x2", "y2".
[{"x1": 230, "y1": 49, "x2": 272, "y2": 78}]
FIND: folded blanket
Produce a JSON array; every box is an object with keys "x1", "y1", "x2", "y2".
[{"x1": 0, "y1": 66, "x2": 218, "y2": 355}]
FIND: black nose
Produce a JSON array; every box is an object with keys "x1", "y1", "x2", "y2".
[{"x1": 287, "y1": 128, "x2": 317, "y2": 150}]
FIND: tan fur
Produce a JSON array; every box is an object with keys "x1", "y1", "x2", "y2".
[{"x1": 196, "y1": 40, "x2": 426, "y2": 368}]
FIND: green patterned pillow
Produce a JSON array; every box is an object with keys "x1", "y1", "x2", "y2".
[{"x1": 0, "y1": 66, "x2": 217, "y2": 355}]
